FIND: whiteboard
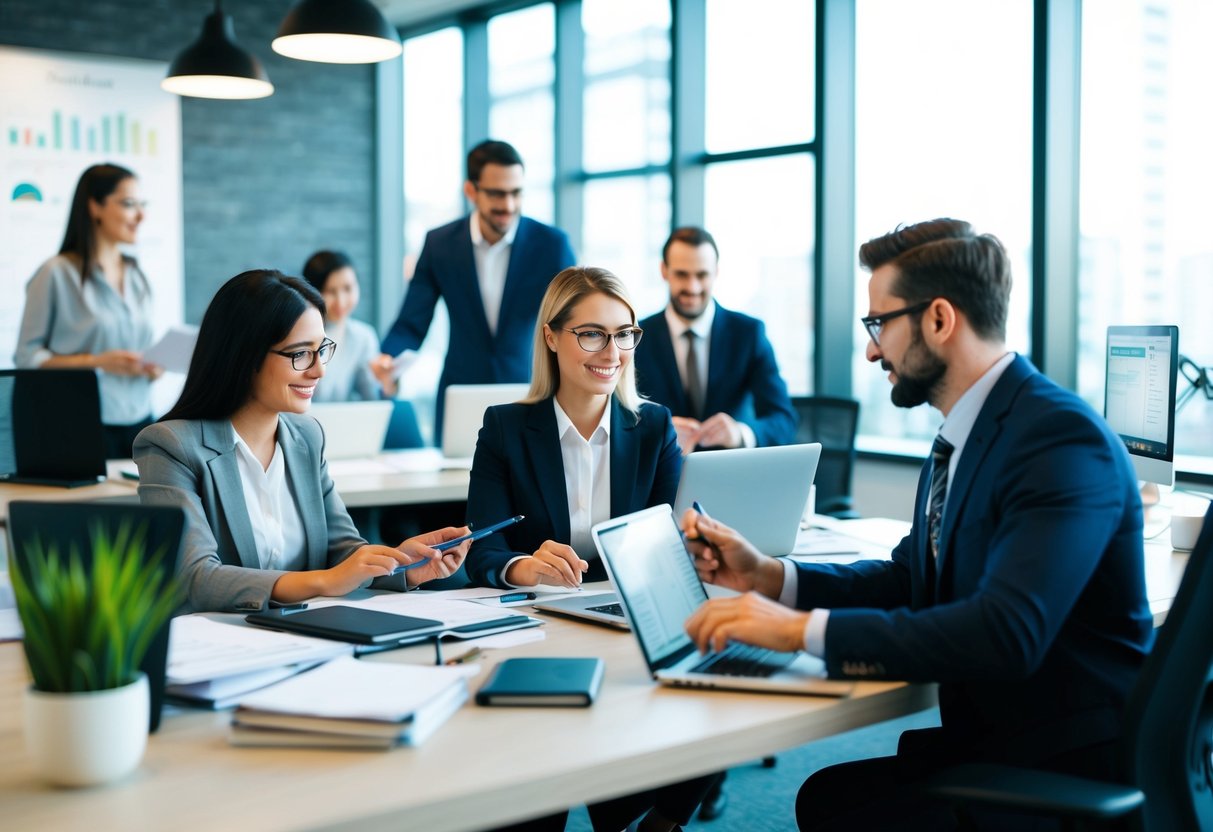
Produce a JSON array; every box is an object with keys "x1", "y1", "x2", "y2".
[{"x1": 0, "y1": 46, "x2": 184, "y2": 394}]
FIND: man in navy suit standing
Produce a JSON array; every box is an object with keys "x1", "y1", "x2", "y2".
[
  {"x1": 681, "y1": 219, "x2": 1154, "y2": 830},
  {"x1": 378, "y1": 140, "x2": 575, "y2": 440},
  {"x1": 634, "y1": 227, "x2": 796, "y2": 454}
]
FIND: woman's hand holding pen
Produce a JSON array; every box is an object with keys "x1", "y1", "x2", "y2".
[
  {"x1": 504, "y1": 540, "x2": 588, "y2": 589},
  {"x1": 680, "y1": 510, "x2": 784, "y2": 599},
  {"x1": 320, "y1": 545, "x2": 421, "y2": 596},
  {"x1": 399, "y1": 527, "x2": 472, "y2": 587}
]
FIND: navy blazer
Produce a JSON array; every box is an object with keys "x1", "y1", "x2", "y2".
[
  {"x1": 380, "y1": 215, "x2": 575, "y2": 438},
  {"x1": 635, "y1": 304, "x2": 796, "y2": 447},
  {"x1": 464, "y1": 398, "x2": 681, "y2": 588},
  {"x1": 793, "y1": 355, "x2": 1154, "y2": 765}
]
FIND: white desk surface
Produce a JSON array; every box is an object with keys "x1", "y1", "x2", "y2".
[
  {"x1": 0, "y1": 595, "x2": 936, "y2": 832},
  {"x1": 0, "y1": 455, "x2": 470, "y2": 524}
]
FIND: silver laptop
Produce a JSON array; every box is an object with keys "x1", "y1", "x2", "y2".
[
  {"x1": 674, "y1": 443, "x2": 822, "y2": 555},
  {"x1": 309, "y1": 401, "x2": 393, "y2": 460},
  {"x1": 532, "y1": 591, "x2": 630, "y2": 630},
  {"x1": 593, "y1": 505, "x2": 853, "y2": 697},
  {"x1": 441, "y1": 383, "x2": 530, "y2": 466}
]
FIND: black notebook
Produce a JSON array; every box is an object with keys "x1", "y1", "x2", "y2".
[
  {"x1": 246, "y1": 606, "x2": 443, "y2": 645},
  {"x1": 475, "y1": 657, "x2": 605, "y2": 707}
]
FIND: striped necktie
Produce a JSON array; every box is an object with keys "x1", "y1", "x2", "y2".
[{"x1": 928, "y1": 434, "x2": 954, "y2": 561}]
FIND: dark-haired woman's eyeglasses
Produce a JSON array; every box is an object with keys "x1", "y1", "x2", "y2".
[
  {"x1": 562, "y1": 327, "x2": 644, "y2": 352},
  {"x1": 270, "y1": 338, "x2": 337, "y2": 371}
]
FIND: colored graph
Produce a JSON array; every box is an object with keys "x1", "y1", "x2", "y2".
[
  {"x1": 6, "y1": 109, "x2": 158, "y2": 156},
  {"x1": 10, "y1": 183, "x2": 42, "y2": 202}
]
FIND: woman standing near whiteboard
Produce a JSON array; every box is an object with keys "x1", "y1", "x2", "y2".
[{"x1": 15, "y1": 162, "x2": 163, "y2": 459}]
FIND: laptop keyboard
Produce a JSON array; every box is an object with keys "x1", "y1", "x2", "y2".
[
  {"x1": 586, "y1": 602, "x2": 624, "y2": 617},
  {"x1": 690, "y1": 643, "x2": 796, "y2": 677}
]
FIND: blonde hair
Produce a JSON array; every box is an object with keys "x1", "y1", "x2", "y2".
[{"x1": 522, "y1": 266, "x2": 642, "y2": 414}]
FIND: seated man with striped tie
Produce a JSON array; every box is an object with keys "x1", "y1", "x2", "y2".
[
  {"x1": 634, "y1": 226, "x2": 796, "y2": 454},
  {"x1": 680, "y1": 219, "x2": 1154, "y2": 831}
]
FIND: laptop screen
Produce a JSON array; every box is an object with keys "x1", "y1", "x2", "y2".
[{"x1": 594, "y1": 506, "x2": 708, "y2": 669}]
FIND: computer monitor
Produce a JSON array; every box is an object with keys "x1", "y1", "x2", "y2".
[{"x1": 1104, "y1": 325, "x2": 1179, "y2": 486}]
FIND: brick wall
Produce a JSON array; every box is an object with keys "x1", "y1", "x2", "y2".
[{"x1": 0, "y1": 0, "x2": 379, "y2": 323}]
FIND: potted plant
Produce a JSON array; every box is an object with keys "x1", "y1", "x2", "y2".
[{"x1": 10, "y1": 520, "x2": 181, "y2": 787}]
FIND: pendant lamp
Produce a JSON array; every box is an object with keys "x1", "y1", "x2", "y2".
[
  {"x1": 162, "y1": 0, "x2": 273, "y2": 100},
  {"x1": 272, "y1": 0, "x2": 403, "y2": 64}
]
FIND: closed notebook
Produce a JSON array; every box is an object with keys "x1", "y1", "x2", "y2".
[
  {"x1": 475, "y1": 657, "x2": 604, "y2": 707},
  {"x1": 245, "y1": 605, "x2": 443, "y2": 645}
]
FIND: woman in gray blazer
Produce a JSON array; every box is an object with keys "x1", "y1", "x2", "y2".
[{"x1": 134, "y1": 269, "x2": 470, "y2": 613}]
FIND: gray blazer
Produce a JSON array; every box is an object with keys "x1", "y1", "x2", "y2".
[{"x1": 133, "y1": 414, "x2": 365, "y2": 613}]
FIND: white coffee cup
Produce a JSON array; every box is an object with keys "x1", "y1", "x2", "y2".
[{"x1": 1171, "y1": 512, "x2": 1207, "y2": 552}]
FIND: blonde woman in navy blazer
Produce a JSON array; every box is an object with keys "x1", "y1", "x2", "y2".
[
  {"x1": 135, "y1": 270, "x2": 471, "y2": 613},
  {"x1": 465, "y1": 266, "x2": 680, "y2": 589},
  {"x1": 466, "y1": 266, "x2": 713, "y2": 832}
]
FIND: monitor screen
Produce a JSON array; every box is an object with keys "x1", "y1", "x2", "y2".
[{"x1": 1104, "y1": 325, "x2": 1179, "y2": 485}]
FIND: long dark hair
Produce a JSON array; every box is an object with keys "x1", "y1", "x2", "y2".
[
  {"x1": 59, "y1": 163, "x2": 136, "y2": 281},
  {"x1": 162, "y1": 270, "x2": 326, "y2": 421},
  {"x1": 301, "y1": 249, "x2": 353, "y2": 295}
]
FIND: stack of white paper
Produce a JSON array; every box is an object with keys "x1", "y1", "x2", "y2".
[{"x1": 230, "y1": 656, "x2": 470, "y2": 749}]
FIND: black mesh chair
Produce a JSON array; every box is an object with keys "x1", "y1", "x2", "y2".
[
  {"x1": 791, "y1": 396, "x2": 860, "y2": 518},
  {"x1": 923, "y1": 502, "x2": 1213, "y2": 830}
]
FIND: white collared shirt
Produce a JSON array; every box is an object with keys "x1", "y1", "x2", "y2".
[
  {"x1": 233, "y1": 426, "x2": 307, "y2": 573},
  {"x1": 789, "y1": 351, "x2": 1017, "y2": 656},
  {"x1": 502, "y1": 398, "x2": 612, "y2": 587},
  {"x1": 469, "y1": 213, "x2": 519, "y2": 336}
]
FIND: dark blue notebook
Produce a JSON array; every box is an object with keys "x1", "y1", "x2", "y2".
[{"x1": 475, "y1": 657, "x2": 604, "y2": 707}]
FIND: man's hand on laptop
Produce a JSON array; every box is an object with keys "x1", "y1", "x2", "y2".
[
  {"x1": 685, "y1": 592, "x2": 810, "y2": 654},
  {"x1": 504, "y1": 540, "x2": 588, "y2": 589},
  {"x1": 680, "y1": 509, "x2": 784, "y2": 598}
]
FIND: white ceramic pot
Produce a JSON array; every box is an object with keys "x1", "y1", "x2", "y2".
[{"x1": 24, "y1": 673, "x2": 149, "y2": 787}]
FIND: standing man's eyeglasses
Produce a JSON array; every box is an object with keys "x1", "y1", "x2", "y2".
[
  {"x1": 270, "y1": 338, "x2": 337, "y2": 370},
  {"x1": 860, "y1": 301, "x2": 932, "y2": 348},
  {"x1": 562, "y1": 328, "x2": 644, "y2": 352}
]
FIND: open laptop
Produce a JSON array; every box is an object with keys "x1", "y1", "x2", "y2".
[
  {"x1": 441, "y1": 383, "x2": 530, "y2": 467},
  {"x1": 593, "y1": 504, "x2": 853, "y2": 696},
  {"x1": 532, "y1": 590, "x2": 631, "y2": 630},
  {"x1": 0, "y1": 369, "x2": 107, "y2": 486},
  {"x1": 309, "y1": 401, "x2": 393, "y2": 460},
  {"x1": 674, "y1": 443, "x2": 822, "y2": 555}
]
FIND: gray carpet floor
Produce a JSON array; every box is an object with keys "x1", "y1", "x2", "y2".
[{"x1": 567, "y1": 707, "x2": 942, "y2": 832}]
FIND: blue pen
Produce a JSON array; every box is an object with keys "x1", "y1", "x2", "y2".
[
  {"x1": 392, "y1": 515, "x2": 525, "y2": 574},
  {"x1": 499, "y1": 592, "x2": 537, "y2": 603}
]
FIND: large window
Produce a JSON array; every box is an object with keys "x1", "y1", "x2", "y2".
[
  {"x1": 488, "y1": 4, "x2": 556, "y2": 224},
  {"x1": 1078, "y1": 0, "x2": 1213, "y2": 462},
  {"x1": 401, "y1": 27, "x2": 464, "y2": 437},
  {"x1": 852, "y1": 0, "x2": 1033, "y2": 447}
]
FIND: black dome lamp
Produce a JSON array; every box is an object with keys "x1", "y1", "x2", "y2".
[
  {"x1": 273, "y1": 0, "x2": 403, "y2": 64},
  {"x1": 162, "y1": 0, "x2": 273, "y2": 99}
]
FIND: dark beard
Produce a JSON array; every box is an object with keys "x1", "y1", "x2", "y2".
[{"x1": 889, "y1": 334, "x2": 946, "y2": 409}]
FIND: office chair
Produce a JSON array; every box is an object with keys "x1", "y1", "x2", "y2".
[
  {"x1": 791, "y1": 396, "x2": 860, "y2": 518},
  {"x1": 7, "y1": 500, "x2": 186, "y2": 734},
  {"x1": 923, "y1": 502, "x2": 1213, "y2": 831},
  {"x1": 383, "y1": 399, "x2": 425, "y2": 450}
]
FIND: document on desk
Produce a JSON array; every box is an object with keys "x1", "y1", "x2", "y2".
[{"x1": 167, "y1": 615, "x2": 353, "y2": 685}]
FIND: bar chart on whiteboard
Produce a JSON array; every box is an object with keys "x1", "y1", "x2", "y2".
[{"x1": 0, "y1": 46, "x2": 183, "y2": 375}]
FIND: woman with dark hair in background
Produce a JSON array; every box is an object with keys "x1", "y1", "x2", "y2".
[
  {"x1": 15, "y1": 163, "x2": 163, "y2": 458},
  {"x1": 301, "y1": 250, "x2": 396, "y2": 402},
  {"x1": 133, "y1": 269, "x2": 470, "y2": 613}
]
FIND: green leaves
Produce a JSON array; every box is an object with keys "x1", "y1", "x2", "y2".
[{"x1": 9, "y1": 521, "x2": 183, "y2": 693}]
